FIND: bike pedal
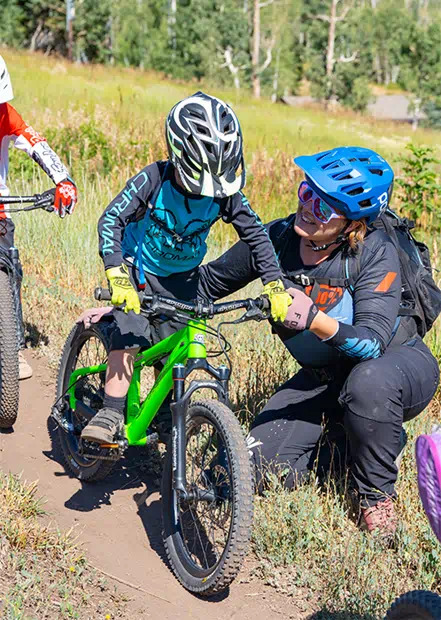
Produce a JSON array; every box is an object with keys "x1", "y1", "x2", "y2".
[{"x1": 99, "y1": 442, "x2": 119, "y2": 449}]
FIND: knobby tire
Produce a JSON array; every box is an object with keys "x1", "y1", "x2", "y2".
[
  {"x1": 55, "y1": 320, "x2": 116, "y2": 481},
  {"x1": 386, "y1": 590, "x2": 441, "y2": 619},
  {"x1": 0, "y1": 269, "x2": 19, "y2": 428},
  {"x1": 161, "y1": 399, "x2": 254, "y2": 595}
]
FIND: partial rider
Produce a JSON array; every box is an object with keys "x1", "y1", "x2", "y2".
[{"x1": 0, "y1": 55, "x2": 78, "y2": 379}]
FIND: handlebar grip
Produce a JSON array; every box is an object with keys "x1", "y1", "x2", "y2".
[
  {"x1": 94, "y1": 287, "x2": 112, "y2": 302},
  {"x1": 259, "y1": 296, "x2": 271, "y2": 311}
]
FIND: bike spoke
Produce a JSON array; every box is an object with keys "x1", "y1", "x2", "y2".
[{"x1": 66, "y1": 334, "x2": 108, "y2": 466}]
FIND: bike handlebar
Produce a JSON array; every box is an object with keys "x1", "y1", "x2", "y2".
[
  {"x1": 94, "y1": 287, "x2": 270, "y2": 318},
  {"x1": 0, "y1": 196, "x2": 40, "y2": 204},
  {"x1": 0, "y1": 193, "x2": 54, "y2": 212}
]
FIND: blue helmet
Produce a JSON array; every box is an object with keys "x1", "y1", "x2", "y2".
[{"x1": 294, "y1": 146, "x2": 394, "y2": 224}]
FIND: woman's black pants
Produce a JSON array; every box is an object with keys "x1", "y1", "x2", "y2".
[{"x1": 247, "y1": 337, "x2": 439, "y2": 505}]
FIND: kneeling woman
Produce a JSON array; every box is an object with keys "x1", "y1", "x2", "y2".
[{"x1": 199, "y1": 146, "x2": 440, "y2": 538}]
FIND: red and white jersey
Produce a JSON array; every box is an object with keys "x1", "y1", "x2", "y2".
[{"x1": 0, "y1": 102, "x2": 68, "y2": 212}]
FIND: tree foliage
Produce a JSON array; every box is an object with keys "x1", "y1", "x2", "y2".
[{"x1": 0, "y1": 0, "x2": 441, "y2": 117}]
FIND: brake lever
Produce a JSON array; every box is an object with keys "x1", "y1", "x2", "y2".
[
  {"x1": 33, "y1": 194, "x2": 55, "y2": 212},
  {"x1": 230, "y1": 304, "x2": 270, "y2": 325},
  {"x1": 142, "y1": 296, "x2": 178, "y2": 319}
]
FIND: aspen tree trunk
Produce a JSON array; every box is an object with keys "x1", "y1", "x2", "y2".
[{"x1": 252, "y1": 0, "x2": 261, "y2": 98}]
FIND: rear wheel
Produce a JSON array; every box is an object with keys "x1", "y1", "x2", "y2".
[
  {"x1": 161, "y1": 399, "x2": 254, "y2": 595},
  {"x1": 55, "y1": 320, "x2": 118, "y2": 481},
  {"x1": 0, "y1": 269, "x2": 19, "y2": 428},
  {"x1": 386, "y1": 590, "x2": 441, "y2": 619}
]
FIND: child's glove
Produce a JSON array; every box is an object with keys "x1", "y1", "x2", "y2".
[
  {"x1": 262, "y1": 279, "x2": 292, "y2": 323},
  {"x1": 106, "y1": 264, "x2": 141, "y2": 314}
]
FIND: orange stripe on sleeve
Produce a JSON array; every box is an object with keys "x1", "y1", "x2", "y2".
[{"x1": 374, "y1": 271, "x2": 397, "y2": 293}]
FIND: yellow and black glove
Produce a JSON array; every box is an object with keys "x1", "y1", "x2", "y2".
[
  {"x1": 262, "y1": 279, "x2": 292, "y2": 323},
  {"x1": 105, "y1": 264, "x2": 141, "y2": 314}
]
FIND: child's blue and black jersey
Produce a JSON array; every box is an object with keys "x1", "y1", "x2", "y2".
[
  {"x1": 199, "y1": 216, "x2": 412, "y2": 368},
  {"x1": 98, "y1": 160, "x2": 282, "y2": 284}
]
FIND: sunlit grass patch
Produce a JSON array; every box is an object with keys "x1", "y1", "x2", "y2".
[
  {"x1": 0, "y1": 473, "x2": 127, "y2": 618},
  {"x1": 252, "y1": 400, "x2": 441, "y2": 618}
]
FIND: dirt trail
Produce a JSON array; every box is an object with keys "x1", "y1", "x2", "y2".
[{"x1": 1, "y1": 352, "x2": 307, "y2": 620}]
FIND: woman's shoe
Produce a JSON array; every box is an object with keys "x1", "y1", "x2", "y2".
[
  {"x1": 360, "y1": 498, "x2": 398, "y2": 540},
  {"x1": 19, "y1": 351, "x2": 33, "y2": 380}
]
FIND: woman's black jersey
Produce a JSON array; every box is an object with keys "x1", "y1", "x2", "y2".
[{"x1": 199, "y1": 216, "x2": 412, "y2": 369}]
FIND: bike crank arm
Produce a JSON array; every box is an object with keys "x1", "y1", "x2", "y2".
[{"x1": 51, "y1": 403, "x2": 75, "y2": 433}]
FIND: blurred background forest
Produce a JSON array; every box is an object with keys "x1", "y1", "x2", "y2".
[{"x1": 1, "y1": 0, "x2": 441, "y2": 125}]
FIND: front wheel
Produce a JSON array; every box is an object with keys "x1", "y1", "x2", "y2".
[
  {"x1": 386, "y1": 590, "x2": 441, "y2": 619},
  {"x1": 161, "y1": 399, "x2": 254, "y2": 595},
  {"x1": 0, "y1": 269, "x2": 19, "y2": 428}
]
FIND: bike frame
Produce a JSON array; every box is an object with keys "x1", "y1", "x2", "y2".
[{"x1": 66, "y1": 316, "x2": 230, "y2": 495}]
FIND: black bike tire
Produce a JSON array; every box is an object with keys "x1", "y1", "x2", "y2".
[
  {"x1": 55, "y1": 321, "x2": 117, "y2": 482},
  {"x1": 0, "y1": 269, "x2": 19, "y2": 428},
  {"x1": 386, "y1": 590, "x2": 441, "y2": 619},
  {"x1": 161, "y1": 399, "x2": 254, "y2": 595}
]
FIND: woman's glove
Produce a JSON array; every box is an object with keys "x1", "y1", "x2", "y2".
[
  {"x1": 105, "y1": 264, "x2": 141, "y2": 314},
  {"x1": 283, "y1": 287, "x2": 319, "y2": 331},
  {"x1": 262, "y1": 279, "x2": 293, "y2": 323}
]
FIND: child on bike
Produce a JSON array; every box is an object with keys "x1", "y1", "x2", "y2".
[
  {"x1": 0, "y1": 55, "x2": 77, "y2": 379},
  {"x1": 81, "y1": 91, "x2": 291, "y2": 444}
]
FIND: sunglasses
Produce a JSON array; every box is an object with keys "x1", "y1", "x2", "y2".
[{"x1": 298, "y1": 181, "x2": 346, "y2": 224}]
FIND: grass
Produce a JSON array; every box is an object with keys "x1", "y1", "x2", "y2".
[
  {"x1": 0, "y1": 473, "x2": 127, "y2": 619},
  {"x1": 252, "y1": 398, "x2": 441, "y2": 618},
  {"x1": 2, "y1": 47, "x2": 441, "y2": 618}
]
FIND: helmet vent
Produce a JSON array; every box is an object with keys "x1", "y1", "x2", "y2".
[
  {"x1": 321, "y1": 161, "x2": 341, "y2": 170},
  {"x1": 332, "y1": 172, "x2": 354, "y2": 181},
  {"x1": 189, "y1": 109, "x2": 205, "y2": 121},
  {"x1": 186, "y1": 134, "x2": 200, "y2": 159},
  {"x1": 345, "y1": 186, "x2": 364, "y2": 196},
  {"x1": 195, "y1": 123, "x2": 209, "y2": 136},
  {"x1": 369, "y1": 168, "x2": 383, "y2": 176},
  {"x1": 359, "y1": 198, "x2": 373, "y2": 208}
]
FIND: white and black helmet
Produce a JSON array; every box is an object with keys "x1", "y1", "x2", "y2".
[
  {"x1": 0, "y1": 56, "x2": 13, "y2": 104},
  {"x1": 166, "y1": 91, "x2": 245, "y2": 198}
]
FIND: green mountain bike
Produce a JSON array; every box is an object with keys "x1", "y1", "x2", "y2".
[{"x1": 52, "y1": 290, "x2": 269, "y2": 595}]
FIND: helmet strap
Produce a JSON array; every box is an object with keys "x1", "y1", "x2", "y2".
[{"x1": 310, "y1": 222, "x2": 351, "y2": 252}]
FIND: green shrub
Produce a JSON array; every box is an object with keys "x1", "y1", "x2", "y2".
[{"x1": 396, "y1": 143, "x2": 441, "y2": 224}]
